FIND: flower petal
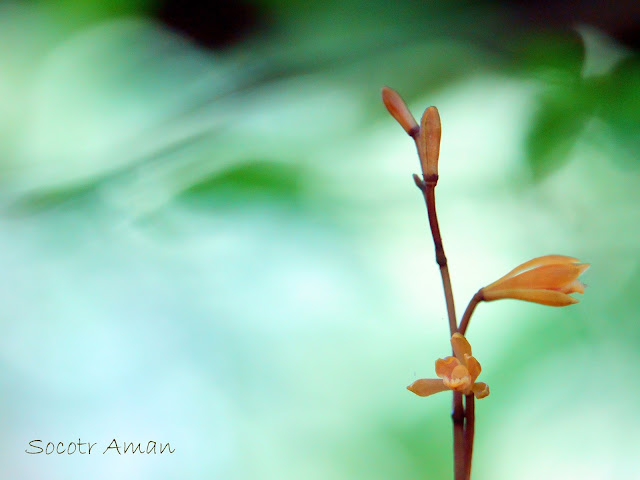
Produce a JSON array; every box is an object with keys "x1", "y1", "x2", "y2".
[
  {"x1": 486, "y1": 264, "x2": 587, "y2": 292},
  {"x1": 482, "y1": 288, "x2": 579, "y2": 306},
  {"x1": 464, "y1": 354, "x2": 482, "y2": 383},
  {"x1": 484, "y1": 255, "x2": 580, "y2": 290},
  {"x1": 472, "y1": 382, "x2": 490, "y2": 399},
  {"x1": 435, "y1": 356, "x2": 460, "y2": 378},
  {"x1": 443, "y1": 364, "x2": 471, "y2": 392},
  {"x1": 407, "y1": 378, "x2": 449, "y2": 397},
  {"x1": 451, "y1": 333, "x2": 472, "y2": 362},
  {"x1": 558, "y1": 279, "x2": 586, "y2": 294}
]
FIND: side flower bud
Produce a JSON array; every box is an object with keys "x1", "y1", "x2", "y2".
[
  {"x1": 381, "y1": 87, "x2": 419, "y2": 137},
  {"x1": 481, "y1": 255, "x2": 589, "y2": 306}
]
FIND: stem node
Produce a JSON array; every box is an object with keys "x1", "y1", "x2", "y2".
[{"x1": 423, "y1": 173, "x2": 439, "y2": 186}]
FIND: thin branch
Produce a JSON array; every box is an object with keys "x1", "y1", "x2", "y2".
[
  {"x1": 458, "y1": 290, "x2": 484, "y2": 336},
  {"x1": 413, "y1": 174, "x2": 457, "y2": 336},
  {"x1": 464, "y1": 394, "x2": 475, "y2": 480},
  {"x1": 415, "y1": 175, "x2": 462, "y2": 480},
  {"x1": 409, "y1": 107, "x2": 462, "y2": 480},
  {"x1": 452, "y1": 393, "x2": 465, "y2": 480},
  {"x1": 458, "y1": 289, "x2": 484, "y2": 480},
  {"x1": 458, "y1": 292, "x2": 482, "y2": 480}
]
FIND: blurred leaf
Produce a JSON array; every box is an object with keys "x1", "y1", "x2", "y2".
[
  {"x1": 595, "y1": 56, "x2": 640, "y2": 168},
  {"x1": 34, "y1": 0, "x2": 153, "y2": 25},
  {"x1": 9, "y1": 181, "x2": 98, "y2": 214},
  {"x1": 515, "y1": 30, "x2": 585, "y2": 78},
  {"x1": 179, "y1": 160, "x2": 308, "y2": 206},
  {"x1": 525, "y1": 83, "x2": 593, "y2": 179}
]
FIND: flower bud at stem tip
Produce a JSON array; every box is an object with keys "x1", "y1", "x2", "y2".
[
  {"x1": 418, "y1": 106, "x2": 441, "y2": 177},
  {"x1": 381, "y1": 87, "x2": 419, "y2": 136}
]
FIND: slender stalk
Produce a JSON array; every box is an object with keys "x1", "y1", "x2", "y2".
[
  {"x1": 413, "y1": 174, "x2": 457, "y2": 336},
  {"x1": 458, "y1": 292, "x2": 483, "y2": 479},
  {"x1": 411, "y1": 112, "x2": 462, "y2": 480},
  {"x1": 452, "y1": 393, "x2": 465, "y2": 480},
  {"x1": 413, "y1": 173, "x2": 462, "y2": 480},
  {"x1": 458, "y1": 290, "x2": 484, "y2": 336},
  {"x1": 464, "y1": 394, "x2": 475, "y2": 480},
  {"x1": 385, "y1": 92, "x2": 475, "y2": 480}
]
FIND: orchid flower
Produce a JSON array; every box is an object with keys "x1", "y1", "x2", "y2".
[{"x1": 408, "y1": 333, "x2": 489, "y2": 399}]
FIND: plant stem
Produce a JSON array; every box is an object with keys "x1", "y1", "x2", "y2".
[
  {"x1": 413, "y1": 173, "x2": 463, "y2": 479},
  {"x1": 413, "y1": 174, "x2": 457, "y2": 336},
  {"x1": 458, "y1": 293, "x2": 482, "y2": 479},
  {"x1": 458, "y1": 290, "x2": 484, "y2": 336},
  {"x1": 464, "y1": 394, "x2": 475, "y2": 480},
  {"x1": 452, "y1": 393, "x2": 465, "y2": 480}
]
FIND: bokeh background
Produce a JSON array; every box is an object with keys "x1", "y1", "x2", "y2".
[{"x1": 1, "y1": 1, "x2": 639, "y2": 479}]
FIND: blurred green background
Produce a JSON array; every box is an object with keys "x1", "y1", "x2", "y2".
[{"x1": 1, "y1": 0, "x2": 639, "y2": 478}]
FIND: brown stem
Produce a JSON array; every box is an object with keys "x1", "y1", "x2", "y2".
[
  {"x1": 458, "y1": 290, "x2": 484, "y2": 336},
  {"x1": 452, "y1": 393, "x2": 465, "y2": 480},
  {"x1": 411, "y1": 114, "x2": 462, "y2": 479},
  {"x1": 414, "y1": 173, "x2": 463, "y2": 479},
  {"x1": 464, "y1": 394, "x2": 475, "y2": 480},
  {"x1": 458, "y1": 292, "x2": 482, "y2": 480},
  {"x1": 457, "y1": 293, "x2": 483, "y2": 479},
  {"x1": 413, "y1": 175, "x2": 457, "y2": 336}
]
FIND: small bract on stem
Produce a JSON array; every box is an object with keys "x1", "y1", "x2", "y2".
[{"x1": 381, "y1": 86, "x2": 589, "y2": 480}]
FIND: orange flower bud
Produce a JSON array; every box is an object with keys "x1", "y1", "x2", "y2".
[
  {"x1": 381, "y1": 87, "x2": 419, "y2": 136},
  {"x1": 417, "y1": 106, "x2": 441, "y2": 176},
  {"x1": 481, "y1": 255, "x2": 589, "y2": 306}
]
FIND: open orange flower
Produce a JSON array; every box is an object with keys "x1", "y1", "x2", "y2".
[
  {"x1": 481, "y1": 255, "x2": 589, "y2": 306},
  {"x1": 407, "y1": 333, "x2": 490, "y2": 399}
]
